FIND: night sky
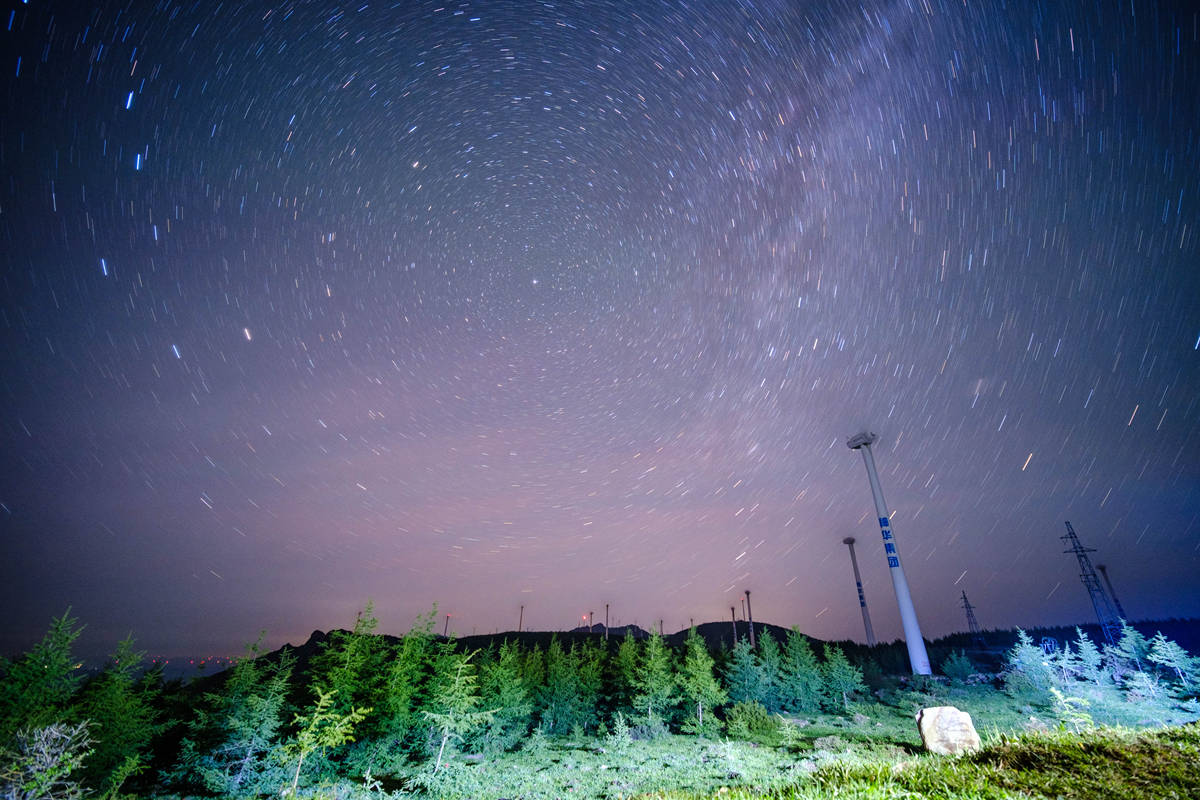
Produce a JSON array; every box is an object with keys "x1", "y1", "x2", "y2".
[{"x1": 2, "y1": 0, "x2": 1198, "y2": 662}]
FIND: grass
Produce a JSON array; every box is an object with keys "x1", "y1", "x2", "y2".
[{"x1": 647, "y1": 725, "x2": 1200, "y2": 800}]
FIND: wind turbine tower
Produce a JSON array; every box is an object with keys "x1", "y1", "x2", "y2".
[
  {"x1": 842, "y1": 537, "x2": 876, "y2": 646},
  {"x1": 1061, "y1": 521, "x2": 1122, "y2": 645},
  {"x1": 846, "y1": 432, "x2": 931, "y2": 674}
]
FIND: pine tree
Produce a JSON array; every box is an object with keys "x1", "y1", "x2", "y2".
[
  {"x1": 1073, "y1": 628, "x2": 1106, "y2": 687},
  {"x1": 0, "y1": 611, "x2": 85, "y2": 744},
  {"x1": 777, "y1": 628, "x2": 824, "y2": 713},
  {"x1": 609, "y1": 631, "x2": 641, "y2": 717},
  {"x1": 1050, "y1": 641, "x2": 1080, "y2": 687},
  {"x1": 1147, "y1": 632, "x2": 1197, "y2": 691},
  {"x1": 379, "y1": 608, "x2": 437, "y2": 754},
  {"x1": 422, "y1": 651, "x2": 493, "y2": 771},
  {"x1": 677, "y1": 628, "x2": 725, "y2": 736},
  {"x1": 1003, "y1": 629, "x2": 1053, "y2": 698},
  {"x1": 307, "y1": 602, "x2": 388, "y2": 720},
  {"x1": 172, "y1": 640, "x2": 293, "y2": 796},
  {"x1": 724, "y1": 638, "x2": 765, "y2": 706},
  {"x1": 820, "y1": 644, "x2": 864, "y2": 712},
  {"x1": 756, "y1": 631, "x2": 783, "y2": 712},
  {"x1": 573, "y1": 641, "x2": 604, "y2": 734},
  {"x1": 632, "y1": 630, "x2": 677, "y2": 731},
  {"x1": 535, "y1": 638, "x2": 588, "y2": 735},
  {"x1": 72, "y1": 636, "x2": 160, "y2": 794},
  {"x1": 473, "y1": 641, "x2": 532, "y2": 753},
  {"x1": 282, "y1": 686, "x2": 369, "y2": 793},
  {"x1": 1105, "y1": 623, "x2": 1150, "y2": 683}
]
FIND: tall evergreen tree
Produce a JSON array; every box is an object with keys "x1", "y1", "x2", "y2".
[
  {"x1": 724, "y1": 638, "x2": 765, "y2": 705},
  {"x1": 1147, "y1": 632, "x2": 1197, "y2": 691},
  {"x1": 535, "y1": 638, "x2": 586, "y2": 735},
  {"x1": 172, "y1": 640, "x2": 293, "y2": 796},
  {"x1": 307, "y1": 602, "x2": 388, "y2": 719},
  {"x1": 608, "y1": 631, "x2": 641, "y2": 717},
  {"x1": 820, "y1": 644, "x2": 865, "y2": 711},
  {"x1": 0, "y1": 611, "x2": 85, "y2": 744},
  {"x1": 1105, "y1": 623, "x2": 1150, "y2": 683},
  {"x1": 677, "y1": 628, "x2": 725, "y2": 736},
  {"x1": 73, "y1": 636, "x2": 161, "y2": 794},
  {"x1": 422, "y1": 651, "x2": 493, "y2": 770},
  {"x1": 473, "y1": 640, "x2": 532, "y2": 753},
  {"x1": 632, "y1": 630, "x2": 677, "y2": 730},
  {"x1": 1073, "y1": 629, "x2": 1106, "y2": 687},
  {"x1": 1003, "y1": 629, "x2": 1053, "y2": 698},
  {"x1": 378, "y1": 609, "x2": 437, "y2": 756},
  {"x1": 757, "y1": 631, "x2": 783, "y2": 712},
  {"x1": 777, "y1": 629, "x2": 824, "y2": 713}
]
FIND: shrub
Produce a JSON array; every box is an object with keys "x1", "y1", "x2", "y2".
[
  {"x1": 723, "y1": 701, "x2": 778, "y2": 744},
  {"x1": 941, "y1": 650, "x2": 975, "y2": 684},
  {"x1": 0, "y1": 721, "x2": 92, "y2": 800}
]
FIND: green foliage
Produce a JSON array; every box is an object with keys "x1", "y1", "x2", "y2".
[
  {"x1": 1003, "y1": 629, "x2": 1054, "y2": 699},
  {"x1": 534, "y1": 639, "x2": 596, "y2": 735},
  {"x1": 72, "y1": 636, "x2": 161, "y2": 793},
  {"x1": 1049, "y1": 687, "x2": 1094, "y2": 733},
  {"x1": 473, "y1": 640, "x2": 533, "y2": 753},
  {"x1": 377, "y1": 608, "x2": 437, "y2": 755},
  {"x1": 756, "y1": 631, "x2": 783, "y2": 712},
  {"x1": 820, "y1": 644, "x2": 865, "y2": 712},
  {"x1": 677, "y1": 628, "x2": 725, "y2": 736},
  {"x1": 608, "y1": 631, "x2": 641, "y2": 716},
  {"x1": 0, "y1": 611, "x2": 85, "y2": 745},
  {"x1": 1073, "y1": 628, "x2": 1106, "y2": 687},
  {"x1": 632, "y1": 630, "x2": 677, "y2": 731},
  {"x1": 1147, "y1": 632, "x2": 1197, "y2": 692},
  {"x1": 0, "y1": 721, "x2": 92, "y2": 800},
  {"x1": 940, "y1": 649, "x2": 974, "y2": 684},
  {"x1": 422, "y1": 650, "x2": 492, "y2": 770},
  {"x1": 723, "y1": 638, "x2": 765, "y2": 706},
  {"x1": 171, "y1": 639, "x2": 293, "y2": 796},
  {"x1": 722, "y1": 701, "x2": 779, "y2": 744},
  {"x1": 1105, "y1": 623, "x2": 1150, "y2": 682},
  {"x1": 282, "y1": 686, "x2": 369, "y2": 794},
  {"x1": 777, "y1": 628, "x2": 824, "y2": 713}
]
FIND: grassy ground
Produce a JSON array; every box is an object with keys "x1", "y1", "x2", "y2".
[{"x1": 377, "y1": 699, "x2": 1200, "y2": 800}]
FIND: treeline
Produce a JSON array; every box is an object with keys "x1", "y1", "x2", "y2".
[
  {"x1": 0, "y1": 605, "x2": 867, "y2": 797},
  {"x1": 2, "y1": 607, "x2": 1197, "y2": 799}
]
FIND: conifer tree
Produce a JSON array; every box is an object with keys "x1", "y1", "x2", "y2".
[
  {"x1": 283, "y1": 686, "x2": 369, "y2": 793},
  {"x1": 1073, "y1": 628, "x2": 1106, "y2": 687},
  {"x1": 1003, "y1": 629, "x2": 1053, "y2": 698},
  {"x1": 777, "y1": 628, "x2": 824, "y2": 713},
  {"x1": 677, "y1": 628, "x2": 725, "y2": 736},
  {"x1": 724, "y1": 638, "x2": 765, "y2": 705},
  {"x1": 308, "y1": 602, "x2": 388, "y2": 720},
  {"x1": 473, "y1": 641, "x2": 532, "y2": 753},
  {"x1": 1105, "y1": 623, "x2": 1150, "y2": 683},
  {"x1": 422, "y1": 651, "x2": 493, "y2": 771},
  {"x1": 820, "y1": 644, "x2": 865, "y2": 712},
  {"x1": 172, "y1": 640, "x2": 293, "y2": 796},
  {"x1": 609, "y1": 631, "x2": 641, "y2": 716},
  {"x1": 0, "y1": 611, "x2": 85, "y2": 744},
  {"x1": 757, "y1": 631, "x2": 783, "y2": 712},
  {"x1": 535, "y1": 638, "x2": 583, "y2": 734},
  {"x1": 378, "y1": 609, "x2": 437, "y2": 755},
  {"x1": 573, "y1": 641, "x2": 604, "y2": 733},
  {"x1": 632, "y1": 630, "x2": 677, "y2": 731},
  {"x1": 1147, "y1": 632, "x2": 1197, "y2": 691},
  {"x1": 73, "y1": 636, "x2": 160, "y2": 794}
]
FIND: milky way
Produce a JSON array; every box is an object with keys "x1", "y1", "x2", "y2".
[{"x1": 2, "y1": 0, "x2": 1198, "y2": 658}]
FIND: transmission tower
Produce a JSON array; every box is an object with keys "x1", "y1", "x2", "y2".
[
  {"x1": 960, "y1": 590, "x2": 984, "y2": 646},
  {"x1": 1060, "y1": 521, "x2": 1122, "y2": 645}
]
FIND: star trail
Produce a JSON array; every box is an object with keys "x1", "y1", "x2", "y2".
[{"x1": 1, "y1": 0, "x2": 1198, "y2": 659}]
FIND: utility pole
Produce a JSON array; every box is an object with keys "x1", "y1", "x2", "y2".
[
  {"x1": 847, "y1": 432, "x2": 931, "y2": 674},
  {"x1": 730, "y1": 606, "x2": 737, "y2": 645},
  {"x1": 605, "y1": 603, "x2": 610, "y2": 641},
  {"x1": 443, "y1": 614, "x2": 450, "y2": 637},
  {"x1": 518, "y1": 605, "x2": 524, "y2": 633},
  {"x1": 843, "y1": 537, "x2": 876, "y2": 646},
  {"x1": 1061, "y1": 522, "x2": 1122, "y2": 645}
]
